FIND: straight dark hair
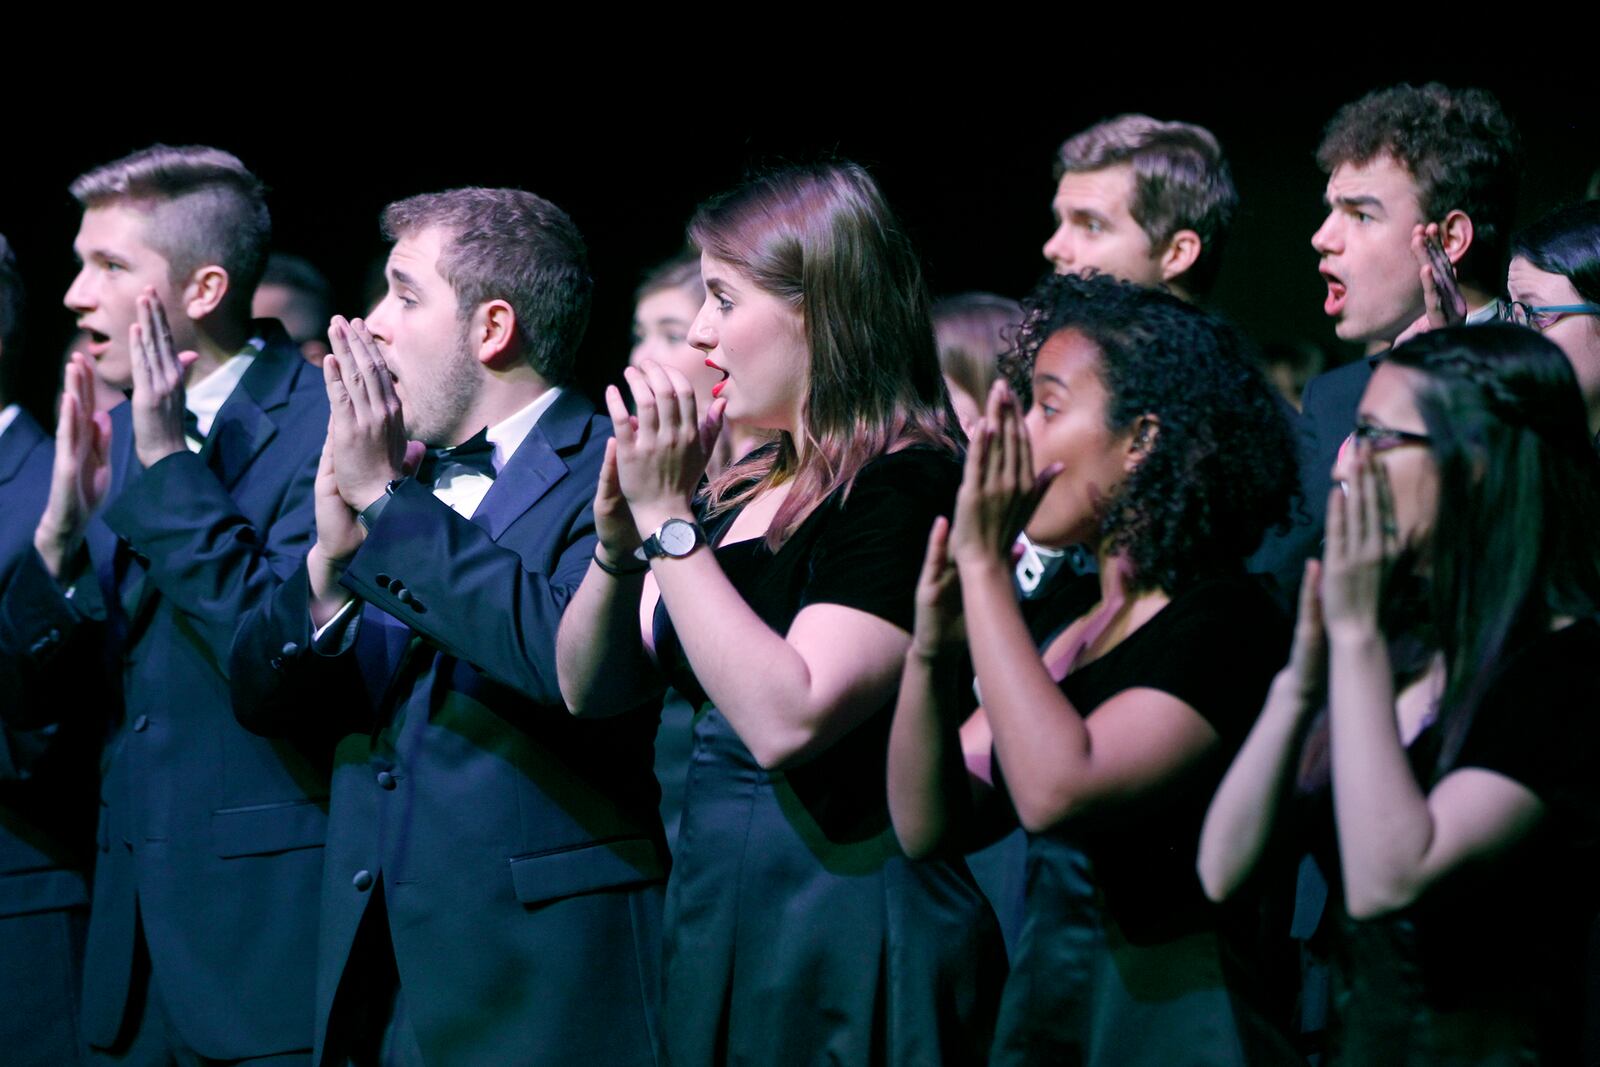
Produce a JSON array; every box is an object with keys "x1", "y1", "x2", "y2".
[
  {"x1": 1391, "y1": 325, "x2": 1600, "y2": 771},
  {"x1": 690, "y1": 162, "x2": 959, "y2": 549},
  {"x1": 1511, "y1": 200, "x2": 1600, "y2": 306}
]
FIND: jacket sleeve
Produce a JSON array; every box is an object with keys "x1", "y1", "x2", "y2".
[
  {"x1": 101, "y1": 443, "x2": 319, "y2": 678},
  {"x1": 0, "y1": 547, "x2": 113, "y2": 736},
  {"x1": 338, "y1": 476, "x2": 596, "y2": 708},
  {"x1": 228, "y1": 554, "x2": 373, "y2": 742}
]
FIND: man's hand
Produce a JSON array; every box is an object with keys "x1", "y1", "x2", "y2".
[
  {"x1": 129, "y1": 289, "x2": 200, "y2": 468},
  {"x1": 307, "y1": 424, "x2": 361, "y2": 628},
  {"x1": 34, "y1": 354, "x2": 112, "y2": 578},
  {"x1": 1394, "y1": 223, "x2": 1469, "y2": 346},
  {"x1": 324, "y1": 316, "x2": 407, "y2": 512}
]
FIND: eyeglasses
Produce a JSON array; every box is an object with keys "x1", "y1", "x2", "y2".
[
  {"x1": 1345, "y1": 422, "x2": 1431, "y2": 453},
  {"x1": 1500, "y1": 300, "x2": 1600, "y2": 331}
]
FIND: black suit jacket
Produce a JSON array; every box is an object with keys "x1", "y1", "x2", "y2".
[
  {"x1": 0, "y1": 408, "x2": 98, "y2": 1064},
  {"x1": 1298, "y1": 358, "x2": 1375, "y2": 538},
  {"x1": 231, "y1": 388, "x2": 666, "y2": 1066},
  {"x1": 0, "y1": 329, "x2": 330, "y2": 1059}
]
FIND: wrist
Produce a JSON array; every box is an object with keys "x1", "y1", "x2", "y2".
[
  {"x1": 33, "y1": 523, "x2": 80, "y2": 578},
  {"x1": 136, "y1": 442, "x2": 184, "y2": 468},
  {"x1": 632, "y1": 501, "x2": 695, "y2": 540},
  {"x1": 953, "y1": 551, "x2": 1008, "y2": 582},
  {"x1": 909, "y1": 634, "x2": 963, "y2": 664},
  {"x1": 1326, "y1": 621, "x2": 1384, "y2": 648}
]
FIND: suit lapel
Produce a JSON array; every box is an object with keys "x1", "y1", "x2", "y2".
[
  {"x1": 0, "y1": 409, "x2": 44, "y2": 487},
  {"x1": 468, "y1": 389, "x2": 593, "y2": 540},
  {"x1": 203, "y1": 327, "x2": 302, "y2": 491}
]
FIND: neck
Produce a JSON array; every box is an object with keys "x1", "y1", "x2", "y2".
[
  {"x1": 183, "y1": 316, "x2": 253, "y2": 383},
  {"x1": 446, "y1": 364, "x2": 553, "y2": 447}
]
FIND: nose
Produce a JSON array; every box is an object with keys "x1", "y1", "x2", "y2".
[
  {"x1": 1042, "y1": 223, "x2": 1073, "y2": 272},
  {"x1": 1311, "y1": 212, "x2": 1340, "y2": 256},
  {"x1": 64, "y1": 265, "x2": 93, "y2": 313},
  {"x1": 688, "y1": 304, "x2": 716, "y2": 352},
  {"x1": 363, "y1": 295, "x2": 394, "y2": 344}
]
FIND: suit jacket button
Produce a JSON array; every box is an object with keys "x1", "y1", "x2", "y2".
[
  {"x1": 375, "y1": 574, "x2": 392, "y2": 589},
  {"x1": 280, "y1": 641, "x2": 301, "y2": 658},
  {"x1": 396, "y1": 588, "x2": 416, "y2": 607},
  {"x1": 376, "y1": 771, "x2": 396, "y2": 790},
  {"x1": 352, "y1": 870, "x2": 374, "y2": 892},
  {"x1": 131, "y1": 715, "x2": 150, "y2": 732},
  {"x1": 270, "y1": 656, "x2": 285, "y2": 671},
  {"x1": 48, "y1": 628, "x2": 61, "y2": 643}
]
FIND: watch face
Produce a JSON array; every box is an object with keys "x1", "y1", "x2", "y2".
[{"x1": 659, "y1": 519, "x2": 699, "y2": 556}]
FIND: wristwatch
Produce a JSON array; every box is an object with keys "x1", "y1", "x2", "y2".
[{"x1": 635, "y1": 517, "x2": 704, "y2": 561}]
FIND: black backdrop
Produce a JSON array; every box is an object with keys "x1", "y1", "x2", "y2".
[{"x1": 2, "y1": 62, "x2": 1593, "y2": 423}]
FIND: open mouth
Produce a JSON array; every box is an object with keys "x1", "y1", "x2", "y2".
[
  {"x1": 82, "y1": 328, "x2": 112, "y2": 357},
  {"x1": 706, "y1": 357, "x2": 730, "y2": 399},
  {"x1": 1321, "y1": 271, "x2": 1348, "y2": 316}
]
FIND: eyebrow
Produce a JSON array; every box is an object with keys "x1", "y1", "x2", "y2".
[
  {"x1": 391, "y1": 268, "x2": 422, "y2": 291},
  {"x1": 1330, "y1": 194, "x2": 1385, "y2": 214},
  {"x1": 1035, "y1": 373, "x2": 1071, "y2": 390}
]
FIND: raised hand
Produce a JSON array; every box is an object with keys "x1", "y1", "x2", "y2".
[
  {"x1": 128, "y1": 288, "x2": 200, "y2": 468},
  {"x1": 948, "y1": 379, "x2": 1062, "y2": 572},
  {"x1": 911, "y1": 516, "x2": 966, "y2": 660},
  {"x1": 1282, "y1": 558, "x2": 1329, "y2": 702},
  {"x1": 324, "y1": 316, "x2": 408, "y2": 512},
  {"x1": 1395, "y1": 224, "x2": 1469, "y2": 345},
  {"x1": 1321, "y1": 443, "x2": 1391, "y2": 641},
  {"x1": 306, "y1": 422, "x2": 363, "y2": 625},
  {"x1": 34, "y1": 354, "x2": 112, "y2": 577},
  {"x1": 607, "y1": 358, "x2": 725, "y2": 534}
]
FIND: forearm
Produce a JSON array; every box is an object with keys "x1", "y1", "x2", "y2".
[
  {"x1": 229, "y1": 558, "x2": 364, "y2": 740},
  {"x1": 0, "y1": 547, "x2": 103, "y2": 729},
  {"x1": 888, "y1": 647, "x2": 977, "y2": 858},
  {"x1": 961, "y1": 559, "x2": 1092, "y2": 832},
  {"x1": 1327, "y1": 629, "x2": 1432, "y2": 917},
  {"x1": 104, "y1": 451, "x2": 316, "y2": 647},
  {"x1": 1198, "y1": 669, "x2": 1316, "y2": 902},
  {"x1": 556, "y1": 559, "x2": 660, "y2": 717},
  {"x1": 649, "y1": 541, "x2": 874, "y2": 769}
]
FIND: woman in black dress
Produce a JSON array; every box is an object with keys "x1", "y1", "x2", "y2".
[
  {"x1": 557, "y1": 162, "x2": 1004, "y2": 1065},
  {"x1": 889, "y1": 273, "x2": 1299, "y2": 1065},
  {"x1": 1199, "y1": 324, "x2": 1600, "y2": 1064}
]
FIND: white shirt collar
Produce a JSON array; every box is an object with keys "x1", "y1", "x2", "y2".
[
  {"x1": 484, "y1": 386, "x2": 563, "y2": 474},
  {"x1": 0, "y1": 403, "x2": 20, "y2": 444},
  {"x1": 186, "y1": 335, "x2": 265, "y2": 443},
  {"x1": 430, "y1": 387, "x2": 564, "y2": 519}
]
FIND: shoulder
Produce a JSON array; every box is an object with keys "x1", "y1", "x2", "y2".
[
  {"x1": 843, "y1": 446, "x2": 961, "y2": 508},
  {"x1": 1452, "y1": 619, "x2": 1600, "y2": 815},
  {"x1": 1301, "y1": 359, "x2": 1373, "y2": 419},
  {"x1": 1157, "y1": 573, "x2": 1290, "y2": 636}
]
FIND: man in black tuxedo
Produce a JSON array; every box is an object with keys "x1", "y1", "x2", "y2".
[
  {"x1": 230, "y1": 188, "x2": 665, "y2": 1066},
  {"x1": 1300, "y1": 83, "x2": 1520, "y2": 524},
  {"x1": 0, "y1": 146, "x2": 329, "y2": 1064},
  {"x1": 0, "y1": 235, "x2": 100, "y2": 1066}
]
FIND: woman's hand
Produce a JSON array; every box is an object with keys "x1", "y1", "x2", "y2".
[
  {"x1": 1322, "y1": 444, "x2": 1390, "y2": 642},
  {"x1": 911, "y1": 516, "x2": 966, "y2": 660},
  {"x1": 1281, "y1": 558, "x2": 1329, "y2": 700},
  {"x1": 606, "y1": 359, "x2": 726, "y2": 535},
  {"x1": 948, "y1": 379, "x2": 1061, "y2": 573}
]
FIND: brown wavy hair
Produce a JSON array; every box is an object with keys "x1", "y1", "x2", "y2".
[{"x1": 690, "y1": 162, "x2": 960, "y2": 549}]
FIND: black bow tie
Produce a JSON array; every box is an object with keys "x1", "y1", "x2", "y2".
[
  {"x1": 417, "y1": 428, "x2": 495, "y2": 487},
  {"x1": 183, "y1": 408, "x2": 205, "y2": 445}
]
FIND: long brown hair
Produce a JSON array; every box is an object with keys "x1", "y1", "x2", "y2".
[{"x1": 689, "y1": 162, "x2": 959, "y2": 549}]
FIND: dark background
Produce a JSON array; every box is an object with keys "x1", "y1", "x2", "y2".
[{"x1": 2, "y1": 64, "x2": 1594, "y2": 423}]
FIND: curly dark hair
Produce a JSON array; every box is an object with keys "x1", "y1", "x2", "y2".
[
  {"x1": 1000, "y1": 272, "x2": 1296, "y2": 593},
  {"x1": 1316, "y1": 83, "x2": 1521, "y2": 293}
]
